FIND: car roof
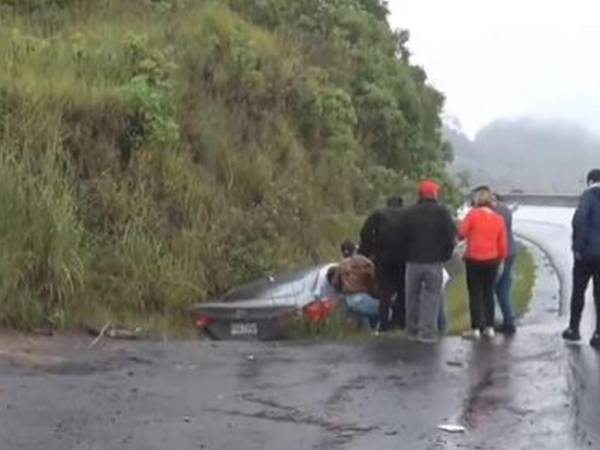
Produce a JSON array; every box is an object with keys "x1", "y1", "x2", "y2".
[{"x1": 219, "y1": 265, "x2": 326, "y2": 303}]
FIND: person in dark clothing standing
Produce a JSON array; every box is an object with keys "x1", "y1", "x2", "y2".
[
  {"x1": 493, "y1": 193, "x2": 517, "y2": 334},
  {"x1": 403, "y1": 181, "x2": 457, "y2": 342},
  {"x1": 358, "y1": 197, "x2": 406, "y2": 331},
  {"x1": 562, "y1": 169, "x2": 600, "y2": 348}
]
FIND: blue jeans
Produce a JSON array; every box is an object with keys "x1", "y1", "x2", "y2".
[
  {"x1": 345, "y1": 293, "x2": 379, "y2": 330},
  {"x1": 438, "y1": 304, "x2": 447, "y2": 334},
  {"x1": 495, "y1": 255, "x2": 515, "y2": 326}
]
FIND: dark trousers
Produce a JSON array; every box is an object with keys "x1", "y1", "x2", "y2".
[
  {"x1": 466, "y1": 260, "x2": 499, "y2": 330},
  {"x1": 376, "y1": 261, "x2": 406, "y2": 330},
  {"x1": 569, "y1": 259, "x2": 600, "y2": 331}
]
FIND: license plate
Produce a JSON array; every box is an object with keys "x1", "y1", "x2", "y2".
[{"x1": 231, "y1": 322, "x2": 258, "y2": 336}]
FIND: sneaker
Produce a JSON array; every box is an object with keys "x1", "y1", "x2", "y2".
[
  {"x1": 417, "y1": 334, "x2": 438, "y2": 344},
  {"x1": 496, "y1": 323, "x2": 516, "y2": 335},
  {"x1": 462, "y1": 329, "x2": 481, "y2": 340},
  {"x1": 562, "y1": 327, "x2": 581, "y2": 342},
  {"x1": 483, "y1": 327, "x2": 495, "y2": 339},
  {"x1": 590, "y1": 331, "x2": 600, "y2": 349}
]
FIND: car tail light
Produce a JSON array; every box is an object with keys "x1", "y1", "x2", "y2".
[
  {"x1": 195, "y1": 314, "x2": 215, "y2": 328},
  {"x1": 303, "y1": 297, "x2": 338, "y2": 323}
]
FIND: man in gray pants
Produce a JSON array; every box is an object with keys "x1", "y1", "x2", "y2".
[{"x1": 402, "y1": 180, "x2": 457, "y2": 342}]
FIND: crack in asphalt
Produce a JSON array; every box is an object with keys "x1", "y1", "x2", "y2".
[{"x1": 205, "y1": 392, "x2": 379, "y2": 448}]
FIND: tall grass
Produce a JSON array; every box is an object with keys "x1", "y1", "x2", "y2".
[
  {"x1": 0, "y1": 0, "x2": 453, "y2": 332},
  {"x1": 0, "y1": 144, "x2": 85, "y2": 328}
]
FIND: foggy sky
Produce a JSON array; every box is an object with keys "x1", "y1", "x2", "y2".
[{"x1": 388, "y1": 0, "x2": 600, "y2": 137}]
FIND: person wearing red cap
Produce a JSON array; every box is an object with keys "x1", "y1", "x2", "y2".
[{"x1": 402, "y1": 180, "x2": 457, "y2": 342}]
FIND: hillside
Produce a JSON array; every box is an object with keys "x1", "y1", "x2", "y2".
[
  {"x1": 0, "y1": 0, "x2": 454, "y2": 331},
  {"x1": 448, "y1": 118, "x2": 600, "y2": 193}
]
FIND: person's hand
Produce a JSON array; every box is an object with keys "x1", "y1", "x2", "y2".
[{"x1": 496, "y1": 261, "x2": 505, "y2": 279}]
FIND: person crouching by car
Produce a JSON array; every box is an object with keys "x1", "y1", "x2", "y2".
[
  {"x1": 333, "y1": 253, "x2": 379, "y2": 330},
  {"x1": 460, "y1": 187, "x2": 508, "y2": 340}
]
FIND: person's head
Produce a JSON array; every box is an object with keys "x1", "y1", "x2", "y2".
[
  {"x1": 587, "y1": 169, "x2": 600, "y2": 186},
  {"x1": 418, "y1": 180, "x2": 440, "y2": 200},
  {"x1": 340, "y1": 240, "x2": 356, "y2": 258},
  {"x1": 470, "y1": 185, "x2": 492, "y2": 206},
  {"x1": 386, "y1": 196, "x2": 404, "y2": 208},
  {"x1": 472, "y1": 187, "x2": 494, "y2": 207}
]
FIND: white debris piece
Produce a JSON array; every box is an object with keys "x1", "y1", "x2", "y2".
[{"x1": 437, "y1": 424, "x2": 467, "y2": 433}]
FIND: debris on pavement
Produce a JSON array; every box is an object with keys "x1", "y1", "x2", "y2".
[
  {"x1": 437, "y1": 424, "x2": 467, "y2": 433},
  {"x1": 245, "y1": 354, "x2": 256, "y2": 361},
  {"x1": 88, "y1": 321, "x2": 112, "y2": 348},
  {"x1": 86, "y1": 324, "x2": 146, "y2": 344},
  {"x1": 107, "y1": 326, "x2": 144, "y2": 340},
  {"x1": 446, "y1": 360, "x2": 464, "y2": 367}
]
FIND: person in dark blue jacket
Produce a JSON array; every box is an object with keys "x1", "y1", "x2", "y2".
[{"x1": 563, "y1": 169, "x2": 600, "y2": 347}]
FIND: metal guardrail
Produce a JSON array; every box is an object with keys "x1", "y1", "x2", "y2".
[{"x1": 497, "y1": 193, "x2": 580, "y2": 207}]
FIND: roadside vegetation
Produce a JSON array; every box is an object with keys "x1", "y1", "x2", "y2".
[
  {"x1": 445, "y1": 245, "x2": 536, "y2": 335},
  {"x1": 0, "y1": 0, "x2": 458, "y2": 332}
]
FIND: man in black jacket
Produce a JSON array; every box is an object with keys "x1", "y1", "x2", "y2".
[
  {"x1": 403, "y1": 180, "x2": 457, "y2": 342},
  {"x1": 563, "y1": 169, "x2": 600, "y2": 347},
  {"x1": 358, "y1": 197, "x2": 406, "y2": 331}
]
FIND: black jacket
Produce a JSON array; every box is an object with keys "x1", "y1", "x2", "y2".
[
  {"x1": 359, "y1": 207, "x2": 406, "y2": 264},
  {"x1": 402, "y1": 199, "x2": 457, "y2": 263},
  {"x1": 572, "y1": 185, "x2": 600, "y2": 261}
]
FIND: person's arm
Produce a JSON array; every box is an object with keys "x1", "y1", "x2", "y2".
[
  {"x1": 331, "y1": 265, "x2": 343, "y2": 293},
  {"x1": 364, "y1": 259, "x2": 377, "y2": 297},
  {"x1": 442, "y1": 208, "x2": 458, "y2": 260},
  {"x1": 572, "y1": 192, "x2": 592, "y2": 258},
  {"x1": 498, "y1": 218, "x2": 508, "y2": 260},
  {"x1": 358, "y1": 212, "x2": 379, "y2": 258},
  {"x1": 458, "y1": 210, "x2": 473, "y2": 241}
]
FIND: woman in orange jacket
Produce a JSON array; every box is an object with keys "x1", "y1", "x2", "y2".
[{"x1": 459, "y1": 187, "x2": 508, "y2": 340}]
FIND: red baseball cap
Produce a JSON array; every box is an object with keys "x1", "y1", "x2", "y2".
[{"x1": 418, "y1": 180, "x2": 440, "y2": 199}]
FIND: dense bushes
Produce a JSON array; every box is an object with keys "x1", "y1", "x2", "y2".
[{"x1": 0, "y1": 0, "x2": 457, "y2": 331}]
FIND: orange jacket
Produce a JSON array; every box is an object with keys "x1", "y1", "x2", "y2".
[{"x1": 459, "y1": 207, "x2": 508, "y2": 261}]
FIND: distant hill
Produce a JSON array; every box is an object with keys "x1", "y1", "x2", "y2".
[{"x1": 447, "y1": 118, "x2": 600, "y2": 193}]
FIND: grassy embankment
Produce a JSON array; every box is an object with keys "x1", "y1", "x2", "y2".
[{"x1": 0, "y1": 0, "x2": 457, "y2": 334}]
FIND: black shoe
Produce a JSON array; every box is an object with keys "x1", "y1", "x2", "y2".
[
  {"x1": 590, "y1": 331, "x2": 600, "y2": 349},
  {"x1": 496, "y1": 323, "x2": 517, "y2": 335},
  {"x1": 562, "y1": 327, "x2": 581, "y2": 341}
]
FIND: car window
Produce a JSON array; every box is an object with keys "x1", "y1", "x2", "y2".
[{"x1": 220, "y1": 267, "x2": 319, "y2": 302}]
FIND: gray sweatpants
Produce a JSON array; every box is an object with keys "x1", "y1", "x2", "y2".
[{"x1": 405, "y1": 262, "x2": 444, "y2": 339}]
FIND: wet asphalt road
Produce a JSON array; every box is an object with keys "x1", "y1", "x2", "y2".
[{"x1": 0, "y1": 206, "x2": 599, "y2": 450}]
